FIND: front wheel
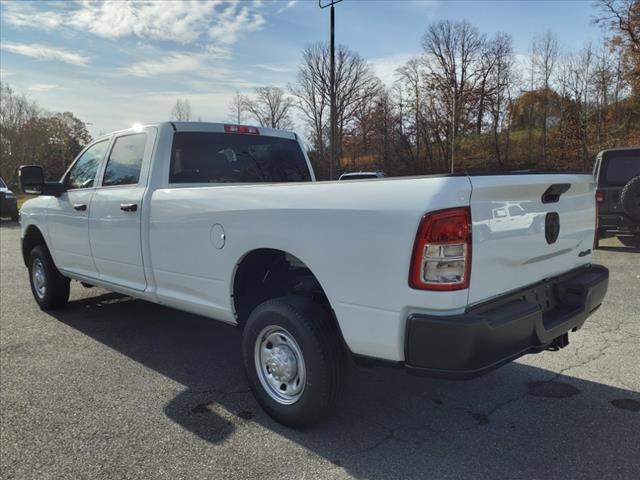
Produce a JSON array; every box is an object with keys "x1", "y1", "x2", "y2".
[
  {"x1": 29, "y1": 245, "x2": 70, "y2": 310},
  {"x1": 241, "y1": 296, "x2": 344, "y2": 427}
]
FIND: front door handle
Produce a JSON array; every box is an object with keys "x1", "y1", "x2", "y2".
[
  {"x1": 73, "y1": 203, "x2": 87, "y2": 211},
  {"x1": 120, "y1": 203, "x2": 138, "y2": 212}
]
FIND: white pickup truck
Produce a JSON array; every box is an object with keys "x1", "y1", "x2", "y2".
[{"x1": 19, "y1": 122, "x2": 609, "y2": 426}]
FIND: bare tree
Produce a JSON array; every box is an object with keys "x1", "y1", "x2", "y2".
[
  {"x1": 290, "y1": 42, "x2": 379, "y2": 177},
  {"x1": 562, "y1": 43, "x2": 595, "y2": 169},
  {"x1": 486, "y1": 33, "x2": 517, "y2": 166},
  {"x1": 592, "y1": 43, "x2": 615, "y2": 146},
  {"x1": 294, "y1": 15, "x2": 636, "y2": 177},
  {"x1": 1, "y1": 83, "x2": 91, "y2": 181},
  {"x1": 0, "y1": 82, "x2": 39, "y2": 132},
  {"x1": 594, "y1": 0, "x2": 640, "y2": 94},
  {"x1": 227, "y1": 90, "x2": 247, "y2": 124},
  {"x1": 289, "y1": 45, "x2": 329, "y2": 161},
  {"x1": 243, "y1": 86, "x2": 294, "y2": 129},
  {"x1": 170, "y1": 98, "x2": 192, "y2": 121},
  {"x1": 421, "y1": 20, "x2": 484, "y2": 171},
  {"x1": 595, "y1": 0, "x2": 640, "y2": 49},
  {"x1": 1, "y1": 83, "x2": 40, "y2": 180},
  {"x1": 333, "y1": 46, "x2": 380, "y2": 153},
  {"x1": 396, "y1": 57, "x2": 424, "y2": 167},
  {"x1": 532, "y1": 29, "x2": 559, "y2": 164}
]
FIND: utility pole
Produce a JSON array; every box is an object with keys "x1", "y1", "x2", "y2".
[{"x1": 319, "y1": 0, "x2": 342, "y2": 180}]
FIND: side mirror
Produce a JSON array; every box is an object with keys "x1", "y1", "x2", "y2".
[
  {"x1": 18, "y1": 165, "x2": 66, "y2": 197},
  {"x1": 19, "y1": 165, "x2": 44, "y2": 194}
]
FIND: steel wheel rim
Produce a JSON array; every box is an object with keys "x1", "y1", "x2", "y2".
[
  {"x1": 254, "y1": 325, "x2": 306, "y2": 405},
  {"x1": 32, "y1": 259, "x2": 46, "y2": 299}
]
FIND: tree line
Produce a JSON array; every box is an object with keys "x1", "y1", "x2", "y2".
[
  {"x1": 218, "y1": 0, "x2": 639, "y2": 179},
  {"x1": 4, "y1": 1, "x2": 633, "y2": 185},
  {"x1": 0, "y1": 83, "x2": 92, "y2": 183}
]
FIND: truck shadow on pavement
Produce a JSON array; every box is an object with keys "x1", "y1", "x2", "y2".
[{"x1": 50, "y1": 292, "x2": 640, "y2": 480}]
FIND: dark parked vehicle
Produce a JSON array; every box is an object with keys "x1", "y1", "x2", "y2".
[
  {"x1": 593, "y1": 147, "x2": 640, "y2": 247},
  {"x1": 0, "y1": 177, "x2": 19, "y2": 221}
]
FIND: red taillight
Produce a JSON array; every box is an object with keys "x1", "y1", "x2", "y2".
[
  {"x1": 409, "y1": 207, "x2": 471, "y2": 291},
  {"x1": 595, "y1": 190, "x2": 604, "y2": 204},
  {"x1": 224, "y1": 124, "x2": 259, "y2": 135}
]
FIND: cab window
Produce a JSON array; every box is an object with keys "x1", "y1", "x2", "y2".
[
  {"x1": 102, "y1": 133, "x2": 147, "y2": 186},
  {"x1": 66, "y1": 140, "x2": 109, "y2": 189}
]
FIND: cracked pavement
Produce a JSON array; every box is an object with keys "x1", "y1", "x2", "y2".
[{"x1": 1, "y1": 221, "x2": 639, "y2": 479}]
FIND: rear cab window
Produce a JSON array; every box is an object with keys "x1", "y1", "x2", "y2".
[
  {"x1": 169, "y1": 132, "x2": 311, "y2": 184},
  {"x1": 598, "y1": 150, "x2": 640, "y2": 186}
]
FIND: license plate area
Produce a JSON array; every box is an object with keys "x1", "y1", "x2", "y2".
[{"x1": 519, "y1": 282, "x2": 558, "y2": 314}]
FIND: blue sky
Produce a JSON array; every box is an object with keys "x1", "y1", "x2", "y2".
[{"x1": 0, "y1": 0, "x2": 604, "y2": 137}]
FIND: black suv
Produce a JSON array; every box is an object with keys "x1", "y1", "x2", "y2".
[
  {"x1": 0, "y1": 176, "x2": 19, "y2": 221},
  {"x1": 593, "y1": 147, "x2": 640, "y2": 247}
]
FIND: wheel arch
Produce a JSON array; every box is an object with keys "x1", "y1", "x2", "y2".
[
  {"x1": 22, "y1": 224, "x2": 47, "y2": 267},
  {"x1": 231, "y1": 248, "x2": 342, "y2": 334}
]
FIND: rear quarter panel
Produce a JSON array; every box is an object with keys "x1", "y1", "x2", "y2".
[{"x1": 148, "y1": 176, "x2": 472, "y2": 361}]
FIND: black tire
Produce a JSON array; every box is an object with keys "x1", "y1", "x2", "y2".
[
  {"x1": 241, "y1": 296, "x2": 344, "y2": 427},
  {"x1": 618, "y1": 235, "x2": 640, "y2": 247},
  {"x1": 620, "y1": 176, "x2": 640, "y2": 221},
  {"x1": 28, "y1": 245, "x2": 70, "y2": 310},
  {"x1": 10, "y1": 209, "x2": 19, "y2": 221}
]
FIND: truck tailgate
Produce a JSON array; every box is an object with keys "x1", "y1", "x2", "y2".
[{"x1": 468, "y1": 174, "x2": 596, "y2": 305}]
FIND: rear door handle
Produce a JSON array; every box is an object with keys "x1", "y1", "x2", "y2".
[
  {"x1": 73, "y1": 203, "x2": 87, "y2": 211},
  {"x1": 120, "y1": 203, "x2": 138, "y2": 212}
]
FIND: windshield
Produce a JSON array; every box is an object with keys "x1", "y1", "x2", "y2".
[
  {"x1": 170, "y1": 132, "x2": 311, "y2": 184},
  {"x1": 0, "y1": 177, "x2": 6, "y2": 189}
]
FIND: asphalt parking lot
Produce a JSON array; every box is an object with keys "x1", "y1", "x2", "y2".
[{"x1": 1, "y1": 220, "x2": 639, "y2": 480}]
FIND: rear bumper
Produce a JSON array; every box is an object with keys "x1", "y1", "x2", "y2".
[
  {"x1": 598, "y1": 213, "x2": 640, "y2": 233},
  {"x1": 404, "y1": 264, "x2": 609, "y2": 379}
]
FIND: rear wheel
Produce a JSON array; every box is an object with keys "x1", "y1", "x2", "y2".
[
  {"x1": 28, "y1": 245, "x2": 70, "y2": 310},
  {"x1": 241, "y1": 296, "x2": 344, "y2": 427}
]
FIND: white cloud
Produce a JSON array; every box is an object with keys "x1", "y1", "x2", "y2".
[
  {"x1": 1, "y1": 42, "x2": 89, "y2": 66},
  {"x1": 3, "y1": 1, "x2": 266, "y2": 46},
  {"x1": 0, "y1": 2, "x2": 65, "y2": 30},
  {"x1": 369, "y1": 52, "x2": 419, "y2": 86},
  {"x1": 276, "y1": 1, "x2": 298, "y2": 15},
  {"x1": 127, "y1": 53, "x2": 209, "y2": 77},
  {"x1": 28, "y1": 84, "x2": 59, "y2": 92},
  {"x1": 208, "y1": 2, "x2": 265, "y2": 45},
  {"x1": 255, "y1": 63, "x2": 296, "y2": 73},
  {"x1": 123, "y1": 52, "x2": 241, "y2": 85}
]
